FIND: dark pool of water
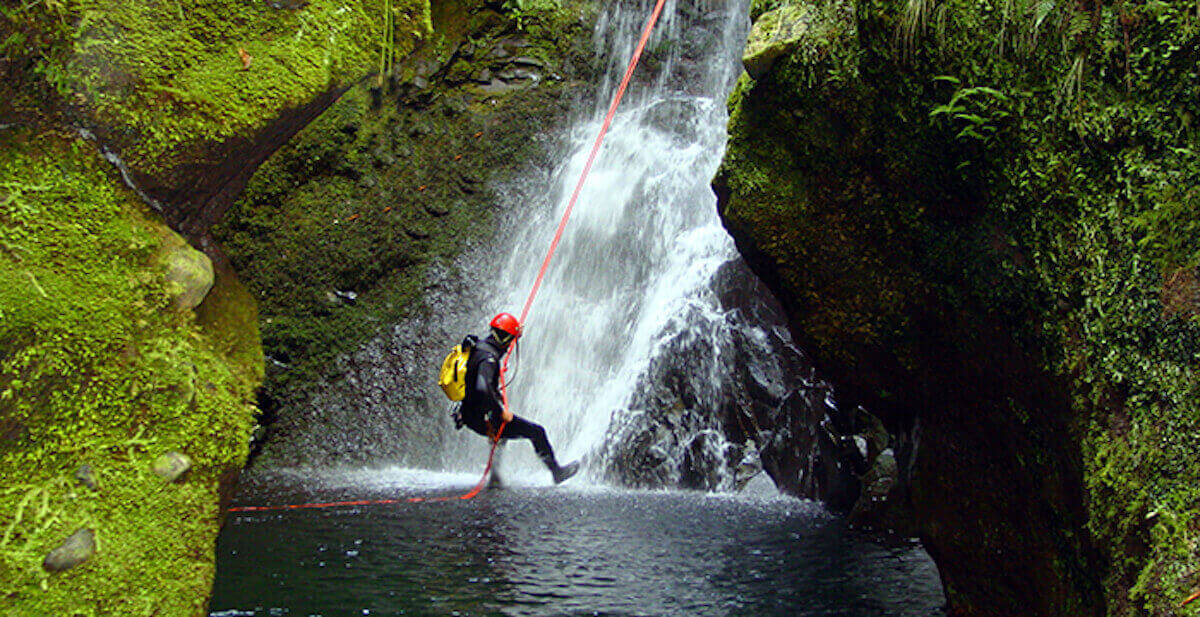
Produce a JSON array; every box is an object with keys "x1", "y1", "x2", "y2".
[{"x1": 210, "y1": 469, "x2": 945, "y2": 617}]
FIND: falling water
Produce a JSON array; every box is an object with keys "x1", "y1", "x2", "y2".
[
  {"x1": 440, "y1": 0, "x2": 792, "y2": 484},
  {"x1": 254, "y1": 0, "x2": 833, "y2": 494}
]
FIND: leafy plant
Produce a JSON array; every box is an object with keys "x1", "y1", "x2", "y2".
[
  {"x1": 929, "y1": 76, "x2": 1013, "y2": 145},
  {"x1": 502, "y1": 0, "x2": 560, "y2": 30}
]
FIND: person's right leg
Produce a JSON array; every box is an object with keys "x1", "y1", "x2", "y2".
[
  {"x1": 501, "y1": 415, "x2": 557, "y2": 467},
  {"x1": 502, "y1": 416, "x2": 579, "y2": 484}
]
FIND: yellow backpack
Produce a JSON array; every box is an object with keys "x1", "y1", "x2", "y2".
[{"x1": 438, "y1": 336, "x2": 477, "y2": 401}]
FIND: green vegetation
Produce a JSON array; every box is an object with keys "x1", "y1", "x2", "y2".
[
  {"x1": 2, "y1": 0, "x2": 432, "y2": 173},
  {"x1": 0, "y1": 130, "x2": 262, "y2": 615},
  {"x1": 718, "y1": 0, "x2": 1199, "y2": 614}
]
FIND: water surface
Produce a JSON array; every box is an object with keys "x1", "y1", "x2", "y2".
[{"x1": 211, "y1": 470, "x2": 944, "y2": 617}]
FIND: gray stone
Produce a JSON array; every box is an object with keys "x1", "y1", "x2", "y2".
[
  {"x1": 497, "y1": 68, "x2": 540, "y2": 82},
  {"x1": 151, "y1": 451, "x2": 192, "y2": 482},
  {"x1": 265, "y1": 0, "x2": 307, "y2": 9},
  {"x1": 43, "y1": 528, "x2": 96, "y2": 573},
  {"x1": 74, "y1": 464, "x2": 98, "y2": 490},
  {"x1": 479, "y1": 79, "x2": 521, "y2": 96},
  {"x1": 160, "y1": 235, "x2": 214, "y2": 311}
]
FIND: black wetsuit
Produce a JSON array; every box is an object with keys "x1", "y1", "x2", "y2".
[{"x1": 461, "y1": 334, "x2": 561, "y2": 471}]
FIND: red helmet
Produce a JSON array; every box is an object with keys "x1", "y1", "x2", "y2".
[{"x1": 489, "y1": 312, "x2": 522, "y2": 340}]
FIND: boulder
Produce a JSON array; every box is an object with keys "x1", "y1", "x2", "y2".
[
  {"x1": 43, "y1": 528, "x2": 96, "y2": 573},
  {"x1": 742, "y1": 4, "x2": 816, "y2": 79},
  {"x1": 152, "y1": 451, "x2": 193, "y2": 482}
]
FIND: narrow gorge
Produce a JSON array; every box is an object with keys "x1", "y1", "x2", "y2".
[{"x1": 1, "y1": 1, "x2": 1196, "y2": 616}]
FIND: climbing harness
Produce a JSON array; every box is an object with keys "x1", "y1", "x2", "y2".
[{"x1": 228, "y1": 0, "x2": 669, "y2": 514}]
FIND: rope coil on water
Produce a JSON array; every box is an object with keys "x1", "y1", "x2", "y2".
[{"x1": 228, "y1": 0, "x2": 669, "y2": 514}]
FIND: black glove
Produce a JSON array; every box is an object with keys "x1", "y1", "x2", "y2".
[{"x1": 450, "y1": 408, "x2": 464, "y2": 430}]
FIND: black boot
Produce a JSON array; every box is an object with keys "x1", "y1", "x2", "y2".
[{"x1": 552, "y1": 461, "x2": 580, "y2": 484}]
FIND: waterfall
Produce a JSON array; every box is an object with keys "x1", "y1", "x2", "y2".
[
  {"x1": 443, "y1": 0, "x2": 813, "y2": 486},
  {"x1": 257, "y1": 0, "x2": 837, "y2": 496}
]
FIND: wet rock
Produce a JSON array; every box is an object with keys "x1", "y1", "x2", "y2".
[
  {"x1": 496, "y1": 68, "x2": 540, "y2": 82},
  {"x1": 264, "y1": 0, "x2": 307, "y2": 8},
  {"x1": 734, "y1": 442, "x2": 764, "y2": 490},
  {"x1": 489, "y1": 36, "x2": 529, "y2": 59},
  {"x1": 160, "y1": 235, "x2": 214, "y2": 311},
  {"x1": 680, "y1": 430, "x2": 728, "y2": 490},
  {"x1": 413, "y1": 58, "x2": 443, "y2": 78},
  {"x1": 474, "y1": 68, "x2": 493, "y2": 84},
  {"x1": 151, "y1": 451, "x2": 192, "y2": 482},
  {"x1": 848, "y1": 448, "x2": 901, "y2": 530},
  {"x1": 74, "y1": 464, "x2": 98, "y2": 490},
  {"x1": 412, "y1": 76, "x2": 429, "y2": 90},
  {"x1": 478, "y1": 79, "x2": 523, "y2": 96},
  {"x1": 43, "y1": 528, "x2": 96, "y2": 573}
]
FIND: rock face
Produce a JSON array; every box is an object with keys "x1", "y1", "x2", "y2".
[
  {"x1": 741, "y1": 3, "x2": 852, "y2": 79},
  {"x1": 716, "y1": 0, "x2": 1199, "y2": 615},
  {"x1": 601, "y1": 258, "x2": 900, "y2": 513},
  {"x1": 31, "y1": 0, "x2": 432, "y2": 243}
]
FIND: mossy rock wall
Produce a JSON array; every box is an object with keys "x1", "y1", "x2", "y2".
[
  {"x1": 0, "y1": 130, "x2": 262, "y2": 615},
  {"x1": 1, "y1": 0, "x2": 435, "y2": 613},
  {"x1": 716, "y1": 0, "x2": 1199, "y2": 615}
]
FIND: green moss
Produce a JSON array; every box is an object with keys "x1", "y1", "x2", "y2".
[
  {"x1": 4, "y1": 0, "x2": 432, "y2": 173},
  {"x1": 0, "y1": 130, "x2": 260, "y2": 614}
]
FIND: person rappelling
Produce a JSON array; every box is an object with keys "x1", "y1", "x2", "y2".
[{"x1": 441, "y1": 312, "x2": 580, "y2": 485}]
